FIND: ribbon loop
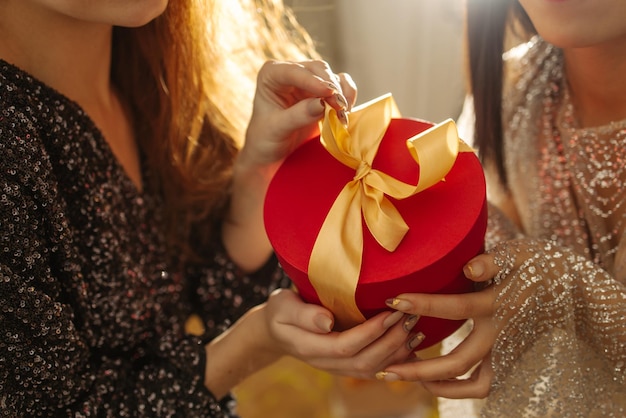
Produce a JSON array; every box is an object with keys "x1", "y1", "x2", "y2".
[{"x1": 307, "y1": 94, "x2": 466, "y2": 329}]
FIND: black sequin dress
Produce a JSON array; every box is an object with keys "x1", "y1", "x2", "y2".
[{"x1": 0, "y1": 60, "x2": 288, "y2": 417}]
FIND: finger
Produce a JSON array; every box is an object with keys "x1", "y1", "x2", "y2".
[
  {"x1": 258, "y1": 60, "x2": 339, "y2": 102},
  {"x1": 463, "y1": 253, "x2": 499, "y2": 283},
  {"x1": 382, "y1": 317, "x2": 495, "y2": 381},
  {"x1": 268, "y1": 288, "x2": 334, "y2": 334},
  {"x1": 297, "y1": 60, "x2": 352, "y2": 111},
  {"x1": 336, "y1": 72, "x2": 357, "y2": 110},
  {"x1": 272, "y1": 304, "x2": 406, "y2": 364},
  {"x1": 326, "y1": 311, "x2": 407, "y2": 357},
  {"x1": 310, "y1": 315, "x2": 415, "y2": 377},
  {"x1": 421, "y1": 356, "x2": 494, "y2": 399},
  {"x1": 267, "y1": 97, "x2": 324, "y2": 143},
  {"x1": 268, "y1": 291, "x2": 415, "y2": 376},
  {"x1": 386, "y1": 290, "x2": 494, "y2": 320}
]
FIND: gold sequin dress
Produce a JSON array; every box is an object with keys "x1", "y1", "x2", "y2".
[{"x1": 442, "y1": 37, "x2": 626, "y2": 417}]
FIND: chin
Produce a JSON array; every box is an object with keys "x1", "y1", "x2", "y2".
[
  {"x1": 540, "y1": 31, "x2": 617, "y2": 49},
  {"x1": 534, "y1": 24, "x2": 602, "y2": 49},
  {"x1": 120, "y1": 0, "x2": 169, "y2": 28}
]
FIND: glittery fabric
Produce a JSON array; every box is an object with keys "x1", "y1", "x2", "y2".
[
  {"x1": 0, "y1": 60, "x2": 288, "y2": 417},
  {"x1": 440, "y1": 38, "x2": 626, "y2": 418}
]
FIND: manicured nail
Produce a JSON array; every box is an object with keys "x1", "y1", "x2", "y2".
[
  {"x1": 334, "y1": 92, "x2": 348, "y2": 109},
  {"x1": 406, "y1": 332, "x2": 426, "y2": 351},
  {"x1": 464, "y1": 261, "x2": 484, "y2": 279},
  {"x1": 375, "y1": 371, "x2": 401, "y2": 382},
  {"x1": 324, "y1": 81, "x2": 340, "y2": 92},
  {"x1": 385, "y1": 298, "x2": 412, "y2": 311},
  {"x1": 382, "y1": 310, "x2": 404, "y2": 328},
  {"x1": 313, "y1": 315, "x2": 333, "y2": 332},
  {"x1": 337, "y1": 109, "x2": 349, "y2": 127},
  {"x1": 402, "y1": 315, "x2": 419, "y2": 333}
]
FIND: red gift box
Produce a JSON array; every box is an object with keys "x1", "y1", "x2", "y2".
[{"x1": 264, "y1": 94, "x2": 487, "y2": 349}]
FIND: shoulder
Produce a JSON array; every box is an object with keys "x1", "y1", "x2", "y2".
[
  {"x1": 0, "y1": 60, "x2": 63, "y2": 162},
  {"x1": 0, "y1": 61, "x2": 61, "y2": 207},
  {"x1": 501, "y1": 37, "x2": 562, "y2": 123},
  {"x1": 502, "y1": 36, "x2": 563, "y2": 93},
  {"x1": 503, "y1": 36, "x2": 559, "y2": 90}
]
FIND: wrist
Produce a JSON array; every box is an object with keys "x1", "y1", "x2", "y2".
[
  {"x1": 204, "y1": 304, "x2": 282, "y2": 399},
  {"x1": 232, "y1": 146, "x2": 281, "y2": 190}
]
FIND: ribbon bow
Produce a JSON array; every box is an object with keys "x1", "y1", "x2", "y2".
[{"x1": 307, "y1": 94, "x2": 467, "y2": 329}]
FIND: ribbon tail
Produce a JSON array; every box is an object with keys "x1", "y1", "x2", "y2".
[
  {"x1": 308, "y1": 183, "x2": 367, "y2": 329},
  {"x1": 362, "y1": 186, "x2": 408, "y2": 251}
]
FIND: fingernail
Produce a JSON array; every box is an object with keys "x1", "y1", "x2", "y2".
[
  {"x1": 464, "y1": 261, "x2": 484, "y2": 279},
  {"x1": 313, "y1": 314, "x2": 333, "y2": 332},
  {"x1": 375, "y1": 371, "x2": 401, "y2": 382},
  {"x1": 406, "y1": 332, "x2": 426, "y2": 351},
  {"x1": 324, "y1": 81, "x2": 340, "y2": 92},
  {"x1": 385, "y1": 298, "x2": 412, "y2": 311},
  {"x1": 337, "y1": 109, "x2": 349, "y2": 127},
  {"x1": 334, "y1": 93, "x2": 348, "y2": 109},
  {"x1": 402, "y1": 314, "x2": 419, "y2": 333},
  {"x1": 382, "y1": 310, "x2": 404, "y2": 328}
]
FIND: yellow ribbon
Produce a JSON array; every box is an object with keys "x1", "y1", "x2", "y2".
[{"x1": 307, "y1": 94, "x2": 470, "y2": 329}]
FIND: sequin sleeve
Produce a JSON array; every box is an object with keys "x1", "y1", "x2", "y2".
[
  {"x1": 0, "y1": 132, "x2": 235, "y2": 417},
  {"x1": 0, "y1": 264, "x2": 234, "y2": 417},
  {"x1": 481, "y1": 238, "x2": 626, "y2": 416},
  {"x1": 479, "y1": 149, "x2": 626, "y2": 416},
  {"x1": 188, "y1": 246, "x2": 291, "y2": 341}
]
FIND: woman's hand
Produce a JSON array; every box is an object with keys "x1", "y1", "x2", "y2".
[
  {"x1": 224, "y1": 60, "x2": 357, "y2": 272},
  {"x1": 261, "y1": 288, "x2": 414, "y2": 378},
  {"x1": 375, "y1": 251, "x2": 498, "y2": 399},
  {"x1": 376, "y1": 239, "x2": 554, "y2": 399},
  {"x1": 241, "y1": 59, "x2": 357, "y2": 171},
  {"x1": 204, "y1": 288, "x2": 415, "y2": 399}
]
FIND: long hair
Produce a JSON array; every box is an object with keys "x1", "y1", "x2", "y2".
[
  {"x1": 111, "y1": 0, "x2": 318, "y2": 258},
  {"x1": 466, "y1": 0, "x2": 535, "y2": 186}
]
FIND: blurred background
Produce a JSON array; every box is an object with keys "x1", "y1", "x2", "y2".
[
  {"x1": 234, "y1": 1, "x2": 467, "y2": 417},
  {"x1": 288, "y1": 0, "x2": 467, "y2": 122}
]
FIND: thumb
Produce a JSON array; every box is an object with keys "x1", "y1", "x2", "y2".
[
  {"x1": 463, "y1": 253, "x2": 499, "y2": 283},
  {"x1": 279, "y1": 97, "x2": 326, "y2": 133},
  {"x1": 268, "y1": 288, "x2": 334, "y2": 334}
]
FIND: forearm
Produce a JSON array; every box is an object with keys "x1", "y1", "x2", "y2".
[
  {"x1": 204, "y1": 303, "x2": 281, "y2": 399},
  {"x1": 221, "y1": 153, "x2": 279, "y2": 273}
]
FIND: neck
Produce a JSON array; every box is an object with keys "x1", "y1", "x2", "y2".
[
  {"x1": 563, "y1": 39, "x2": 626, "y2": 127},
  {"x1": 0, "y1": 2, "x2": 115, "y2": 113}
]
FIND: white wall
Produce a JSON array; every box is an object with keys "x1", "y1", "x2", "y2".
[{"x1": 289, "y1": 0, "x2": 467, "y2": 123}]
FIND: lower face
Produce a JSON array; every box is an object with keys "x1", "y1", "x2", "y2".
[
  {"x1": 27, "y1": 0, "x2": 169, "y2": 28},
  {"x1": 518, "y1": 0, "x2": 626, "y2": 48}
]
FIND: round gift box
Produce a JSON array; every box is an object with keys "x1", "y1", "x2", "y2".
[{"x1": 264, "y1": 118, "x2": 487, "y2": 349}]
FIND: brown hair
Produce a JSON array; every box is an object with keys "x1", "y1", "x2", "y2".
[
  {"x1": 466, "y1": 0, "x2": 535, "y2": 187},
  {"x1": 111, "y1": 0, "x2": 318, "y2": 258}
]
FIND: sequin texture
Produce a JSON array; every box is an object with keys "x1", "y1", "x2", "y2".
[
  {"x1": 448, "y1": 38, "x2": 626, "y2": 418},
  {"x1": 0, "y1": 60, "x2": 287, "y2": 417}
]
